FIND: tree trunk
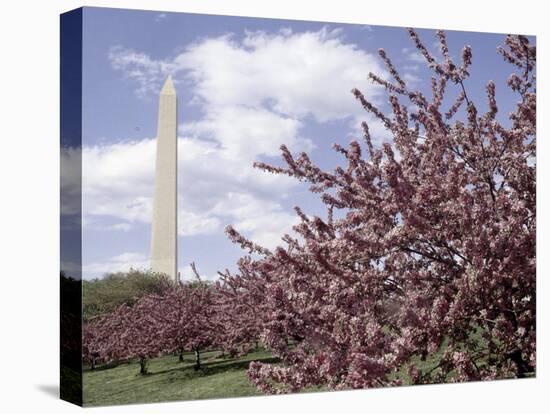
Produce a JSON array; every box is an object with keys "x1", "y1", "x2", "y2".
[
  {"x1": 194, "y1": 349, "x2": 201, "y2": 371},
  {"x1": 139, "y1": 357, "x2": 148, "y2": 375},
  {"x1": 178, "y1": 352, "x2": 184, "y2": 363},
  {"x1": 91, "y1": 357, "x2": 96, "y2": 370}
]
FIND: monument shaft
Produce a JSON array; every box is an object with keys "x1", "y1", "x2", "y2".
[{"x1": 150, "y1": 77, "x2": 178, "y2": 281}]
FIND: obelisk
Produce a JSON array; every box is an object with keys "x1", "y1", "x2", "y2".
[{"x1": 150, "y1": 76, "x2": 178, "y2": 281}]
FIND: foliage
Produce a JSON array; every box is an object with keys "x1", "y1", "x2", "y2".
[
  {"x1": 222, "y1": 31, "x2": 536, "y2": 393},
  {"x1": 214, "y1": 267, "x2": 264, "y2": 357},
  {"x1": 84, "y1": 278, "x2": 220, "y2": 373},
  {"x1": 154, "y1": 277, "x2": 219, "y2": 369},
  {"x1": 82, "y1": 269, "x2": 170, "y2": 321}
]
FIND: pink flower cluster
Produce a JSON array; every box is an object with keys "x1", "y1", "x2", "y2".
[{"x1": 227, "y1": 30, "x2": 536, "y2": 392}]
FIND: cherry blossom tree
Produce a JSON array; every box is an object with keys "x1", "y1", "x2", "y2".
[
  {"x1": 83, "y1": 319, "x2": 103, "y2": 370},
  {"x1": 159, "y1": 272, "x2": 219, "y2": 370},
  {"x1": 83, "y1": 271, "x2": 219, "y2": 373},
  {"x1": 214, "y1": 265, "x2": 265, "y2": 357},
  {"x1": 96, "y1": 298, "x2": 169, "y2": 374},
  {"x1": 224, "y1": 30, "x2": 536, "y2": 393}
]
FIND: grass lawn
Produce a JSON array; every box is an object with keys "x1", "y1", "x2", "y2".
[
  {"x1": 83, "y1": 335, "x2": 495, "y2": 406},
  {"x1": 83, "y1": 349, "x2": 279, "y2": 406}
]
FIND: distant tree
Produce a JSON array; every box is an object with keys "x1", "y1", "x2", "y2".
[
  {"x1": 224, "y1": 31, "x2": 535, "y2": 393},
  {"x1": 155, "y1": 272, "x2": 219, "y2": 370},
  {"x1": 82, "y1": 269, "x2": 170, "y2": 321},
  {"x1": 215, "y1": 264, "x2": 264, "y2": 357},
  {"x1": 90, "y1": 297, "x2": 168, "y2": 375},
  {"x1": 84, "y1": 269, "x2": 219, "y2": 373},
  {"x1": 82, "y1": 320, "x2": 102, "y2": 370}
]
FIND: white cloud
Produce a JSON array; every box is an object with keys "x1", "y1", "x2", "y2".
[
  {"x1": 402, "y1": 72, "x2": 421, "y2": 85},
  {"x1": 402, "y1": 47, "x2": 425, "y2": 64},
  {"x1": 83, "y1": 252, "x2": 150, "y2": 277},
  {"x1": 81, "y1": 216, "x2": 133, "y2": 232},
  {"x1": 109, "y1": 46, "x2": 174, "y2": 97},
  {"x1": 402, "y1": 64, "x2": 420, "y2": 72},
  {"x1": 110, "y1": 27, "x2": 386, "y2": 123},
  {"x1": 79, "y1": 136, "x2": 301, "y2": 248},
  {"x1": 178, "y1": 209, "x2": 220, "y2": 237},
  {"x1": 210, "y1": 192, "x2": 298, "y2": 249},
  {"x1": 178, "y1": 263, "x2": 217, "y2": 281},
  {"x1": 83, "y1": 139, "x2": 156, "y2": 222},
  {"x1": 155, "y1": 13, "x2": 167, "y2": 22},
  {"x1": 110, "y1": 222, "x2": 132, "y2": 231},
  {"x1": 181, "y1": 105, "x2": 312, "y2": 161}
]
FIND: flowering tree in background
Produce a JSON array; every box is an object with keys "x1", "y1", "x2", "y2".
[
  {"x1": 83, "y1": 272, "x2": 219, "y2": 373},
  {"x1": 83, "y1": 319, "x2": 103, "y2": 370},
  {"x1": 215, "y1": 264, "x2": 265, "y2": 357},
  {"x1": 94, "y1": 298, "x2": 168, "y2": 374},
  {"x1": 225, "y1": 30, "x2": 536, "y2": 393},
  {"x1": 160, "y1": 270, "x2": 220, "y2": 370}
]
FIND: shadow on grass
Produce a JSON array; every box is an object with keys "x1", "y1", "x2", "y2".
[
  {"x1": 151, "y1": 355, "x2": 280, "y2": 377},
  {"x1": 84, "y1": 361, "x2": 124, "y2": 373},
  {"x1": 200, "y1": 356, "x2": 281, "y2": 377}
]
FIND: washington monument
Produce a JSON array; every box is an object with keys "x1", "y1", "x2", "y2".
[{"x1": 150, "y1": 76, "x2": 178, "y2": 281}]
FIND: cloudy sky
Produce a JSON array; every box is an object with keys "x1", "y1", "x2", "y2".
[{"x1": 70, "y1": 7, "x2": 524, "y2": 280}]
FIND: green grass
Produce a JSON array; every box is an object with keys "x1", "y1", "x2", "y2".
[
  {"x1": 83, "y1": 331, "x2": 501, "y2": 406},
  {"x1": 83, "y1": 349, "x2": 278, "y2": 406},
  {"x1": 82, "y1": 346, "x2": 450, "y2": 406}
]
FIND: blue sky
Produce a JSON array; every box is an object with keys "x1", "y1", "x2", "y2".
[{"x1": 72, "y1": 6, "x2": 530, "y2": 280}]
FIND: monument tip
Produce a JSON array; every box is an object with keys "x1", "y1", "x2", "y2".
[{"x1": 160, "y1": 75, "x2": 176, "y2": 96}]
